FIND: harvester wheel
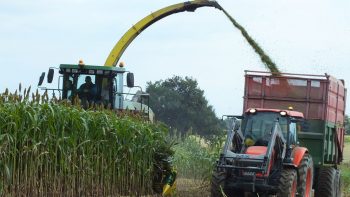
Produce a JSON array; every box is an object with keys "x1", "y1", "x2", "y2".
[
  {"x1": 211, "y1": 170, "x2": 243, "y2": 197},
  {"x1": 297, "y1": 153, "x2": 313, "y2": 197},
  {"x1": 277, "y1": 168, "x2": 297, "y2": 197},
  {"x1": 315, "y1": 167, "x2": 338, "y2": 197}
]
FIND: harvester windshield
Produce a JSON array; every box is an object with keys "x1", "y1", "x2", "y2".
[{"x1": 59, "y1": 64, "x2": 125, "y2": 108}]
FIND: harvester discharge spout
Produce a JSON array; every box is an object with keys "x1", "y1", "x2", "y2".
[{"x1": 104, "y1": 0, "x2": 223, "y2": 67}]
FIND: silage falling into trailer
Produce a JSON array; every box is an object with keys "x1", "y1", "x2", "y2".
[{"x1": 220, "y1": 7, "x2": 281, "y2": 74}]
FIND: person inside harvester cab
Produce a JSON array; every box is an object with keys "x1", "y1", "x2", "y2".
[{"x1": 78, "y1": 76, "x2": 96, "y2": 103}]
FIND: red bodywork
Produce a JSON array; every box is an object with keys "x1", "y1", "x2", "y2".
[
  {"x1": 245, "y1": 146, "x2": 274, "y2": 177},
  {"x1": 243, "y1": 70, "x2": 346, "y2": 158},
  {"x1": 245, "y1": 108, "x2": 304, "y2": 118},
  {"x1": 291, "y1": 147, "x2": 308, "y2": 167},
  {"x1": 243, "y1": 71, "x2": 346, "y2": 123},
  {"x1": 246, "y1": 146, "x2": 268, "y2": 156}
]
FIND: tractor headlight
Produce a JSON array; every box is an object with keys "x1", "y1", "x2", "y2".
[
  {"x1": 280, "y1": 111, "x2": 287, "y2": 116},
  {"x1": 249, "y1": 109, "x2": 257, "y2": 114}
]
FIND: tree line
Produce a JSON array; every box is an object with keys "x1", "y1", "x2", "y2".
[{"x1": 146, "y1": 76, "x2": 223, "y2": 137}]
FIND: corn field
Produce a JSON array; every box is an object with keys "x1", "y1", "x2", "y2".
[
  {"x1": 173, "y1": 134, "x2": 222, "y2": 181},
  {"x1": 0, "y1": 87, "x2": 173, "y2": 196}
]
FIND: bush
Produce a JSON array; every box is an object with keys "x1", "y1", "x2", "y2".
[
  {"x1": 345, "y1": 135, "x2": 350, "y2": 143},
  {"x1": 173, "y1": 134, "x2": 223, "y2": 182},
  {"x1": 341, "y1": 163, "x2": 350, "y2": 196}
]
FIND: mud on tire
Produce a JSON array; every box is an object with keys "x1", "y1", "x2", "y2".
[
  {"x1": 315, "y1": 167, "x2": 340, "y2": 197},
  {"x1": 335, "y1": 169, "x2": 342, "y2": 197},
  {"x1": 211, "y1": 170, "x2": 243, "y2": 197},
  {"x1": 297, "y1": 153, "x2": 313, "y2": 197},
  {"x1": 277, "y1": 168, "x2": 297, "y2": 197}
]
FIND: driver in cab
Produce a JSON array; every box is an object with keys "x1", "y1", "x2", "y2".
[{"x1": 79, "y1": 76, "x2": 96, "y2": 103}]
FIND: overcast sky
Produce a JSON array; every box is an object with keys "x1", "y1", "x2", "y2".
[{"x1": 1, "y1": 0, "x2": 349, "y2": 116}]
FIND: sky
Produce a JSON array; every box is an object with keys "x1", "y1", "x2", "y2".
[{"x1": 0, "y1": 0, "x2": 349, "y2": 116}]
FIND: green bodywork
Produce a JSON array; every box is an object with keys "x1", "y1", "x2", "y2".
[
  {"x1": 60, "y1": 64, "x2": 126, "y2": 72},
  {"x1": 298, "y1": 120, "x2": 341, "y2": 168}
]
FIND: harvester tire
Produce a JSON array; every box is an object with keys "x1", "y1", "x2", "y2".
[
  {"x1": 315, "y1": 167, "x2": 338, "y2": 197},
  {"x1": 211, "y1": 170, "x2": 243, "y2": 197},
  {"x1": 297, "y1": 153, "x2": 313, "y2": 197},
  {"x1": 277, "y1": 168, "x2": 297, "y2": 197}
]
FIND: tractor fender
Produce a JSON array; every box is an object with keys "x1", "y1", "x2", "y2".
[{"x1": 291, "y1": 147, "x2": 308, "y2": 167}]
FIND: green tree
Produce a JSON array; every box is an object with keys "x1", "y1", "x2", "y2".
[{"x1": 146, "y1": 76, "x2": 222, "y2": 136}]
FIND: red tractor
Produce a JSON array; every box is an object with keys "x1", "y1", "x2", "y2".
[
  {"x1": 212, "y1": 108, "x2": 313, "y2": 196},
  {"x1": 212, "y1": 71, "x2": 345, "y2": 196}
]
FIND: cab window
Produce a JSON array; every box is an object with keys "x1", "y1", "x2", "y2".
[
  {"x1": 242, "y1": 112, "x2": 288, "y2": 141},
  {"x1": 77, "y1": 75, "x2": 97, "y2": 104}
]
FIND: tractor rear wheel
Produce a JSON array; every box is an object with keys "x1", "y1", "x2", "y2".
[
  {"x1": 335, "y1": 170, "x2": 342, "y2": 197},
  {"x1": 315, "y1": 167, "x2": 339, "y2": 197},
  {"x1": 211, "y1": 170, "x2": 243, "y2": 197},
  {"x1": 297, "y1": 154, "x2": 313, "y2": 197},
  {"x1": 277, "y1": 168, "x2": 297, "y2": 197}
]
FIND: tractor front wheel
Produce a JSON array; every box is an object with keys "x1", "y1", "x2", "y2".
[
  {"x1": 277, "y1": 168, "x2": 297, "y2": 197},
  {"x1": 315, "y1": 167, "x2": 340, "y2": 197},
  {"x1": 297, "y1": 153, "x2": 313, "y2": 197},
  {"x1": 211, "y1": 170, "x2": 227, "y2": 197},
  {"x1": 211, "y1": 170, "x2": 244, "y2": 197}
]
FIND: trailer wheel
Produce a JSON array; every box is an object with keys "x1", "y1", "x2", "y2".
[
  {"x1": 315, "y1": 167, "x2": 339, "y2": 197},
  {"x1": 211, "y1": 170, "x2": 243, "y2": 197},
  {"x1": 335, "y1": 169, "x2": 342, "y2": 197},
  {"x1": 297, "y1": 154, "x2": 313, "y2": 197},
  {"x1": 277, "y1": 168, "x2": 297, "y2": 197}
]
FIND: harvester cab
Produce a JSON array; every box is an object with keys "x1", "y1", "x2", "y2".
[
  {"x1": 212, "y1": 108, "x2": 313, "y2": 197},
  {"x1": 38, "y1": 62, "x2": 154, "y2": 121}
]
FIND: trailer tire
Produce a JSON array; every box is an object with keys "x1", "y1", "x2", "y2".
[
  {"x1": 277, "y1": 168, "x2": 297, "y2": 197},
  {"x1": 315, "y1": 167, "x2": 338, "y2": 197},
  {"x1": 211, "y1": 170, "x2": 243, "y2": 197},
  {"x1": 335, "y1": 169, "x2": 342, "y2": 197},
  {"x1": 297, "y1": 153, "x2": 313, "y2": 197}
]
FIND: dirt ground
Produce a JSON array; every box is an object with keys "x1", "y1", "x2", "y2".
[{"x1": 175, "y1": 178, "x2": 210, "y2": 197}]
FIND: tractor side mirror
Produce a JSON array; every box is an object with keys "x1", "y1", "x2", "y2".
[
  {"x1": 127, "y1": 73, "x2": 134, "y2": 88},
  {"x1": 47, "y1": 68, "x2": 54, "y2": 83},
  {"x1": 38, "y1": 72, "x2": 45, "y2": 86}
]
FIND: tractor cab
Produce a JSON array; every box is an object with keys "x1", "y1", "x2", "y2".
[{"x1": 240, "y1": 108, "x2": 303, "y2": 147}]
